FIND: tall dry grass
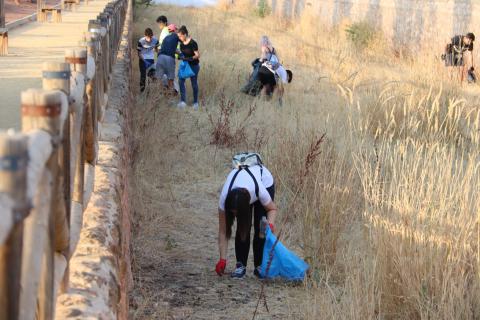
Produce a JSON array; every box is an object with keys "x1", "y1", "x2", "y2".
[{"x1": 133, "y1": 2, "x2": 480, "y2": 319}]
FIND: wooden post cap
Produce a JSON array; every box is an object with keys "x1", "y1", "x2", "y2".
[
  {"x1": 65, "y1": 48, "x2": 87, "y2": 74},
  {"x1": 42, "y1": 62, "x2": 71, "y2": 95},
  {"x1": 21, "y1": 89, "x2": 63, "y2": 137}
]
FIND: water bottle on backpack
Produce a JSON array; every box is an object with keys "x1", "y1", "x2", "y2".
[{"x1": 259, "y1": 216, "x2": 268, "y2": 239}]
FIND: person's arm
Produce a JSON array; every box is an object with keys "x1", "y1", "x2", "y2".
[
  {"x1": 215, "y1": 209, "x2": 228, "y2": 276},
  {"x1": 137, "y1": 41, "x2": 144, "y2": 60},
  {"x1": 470, "y1": 49, "x2": 474, "y2": 70},
  {"x1": 193, "y1": 50, "x2": 200, "y2": 60},
  {"x1": 218, "y1": 209, "x2": 228, "y2": 259},
  {"x1": 192, "y1": 40, "x2": 200, "y2": 60},
  {"x1": 277, "y1": 82, "x2": 285, "y2": 98},
  {"x1": 264, "y1": 201, "x2": 277, "y2": 227}
]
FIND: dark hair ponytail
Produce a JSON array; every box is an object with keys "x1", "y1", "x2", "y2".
[
  {"x1": 178, "y1": 25, "x2": 189, "y2": 36},
  {"x1": 225, "y1": 188, "x2": 251, "y2": 240}
]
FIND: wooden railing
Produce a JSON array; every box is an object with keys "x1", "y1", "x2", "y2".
[{"x1": 0, "y1": 0, "x2": 128, "y2": 318}]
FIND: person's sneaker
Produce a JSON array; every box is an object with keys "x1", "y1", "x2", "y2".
[
  {"x1": 192, "y1": 103, "x2": 199, "y2": 111},
  {"x1": 177, "y1": 101, "x2": 187, "y2": 109},
  {"x1": 231, "y1": 262, "x2": 246, "y2": 279},
  {"x1": 253, "y1": 266, "x2": 264, "y2": 279}
]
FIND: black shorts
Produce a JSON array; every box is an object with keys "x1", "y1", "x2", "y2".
[{"x1": 258, "y1": 66, "x2": 276, "y2": 86}]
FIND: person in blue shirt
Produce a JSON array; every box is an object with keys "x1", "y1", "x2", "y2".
[
  {"x1": 137, "y1": 28, "x2": 159, "y2": 92},
  {"x1": 156, "y1": 24, "x2": 180, "y2": 94}
]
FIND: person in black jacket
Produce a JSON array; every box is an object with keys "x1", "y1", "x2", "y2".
[{"x1": 444, "y1": 33, "x2": 475, "y2": 83}]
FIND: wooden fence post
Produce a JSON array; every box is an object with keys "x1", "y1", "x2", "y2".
[
  {"x1": 85, "y1": 33, "x2": 99, "y2": 164},
  {"x1": 42, "y1": 63, "x2": 71, "y2": 296},
  {"x1": 88, "y1": 23, "x2": 106, "y2": 123},
  {"x1": 0, "y1": 132, "x2": 29, "y2": 320},
  {"x1": 65, "y1": 48, "x2": 87, "y2": 255},
  {"x1": 65, "y1": 48, "x2": 86, "y2": 205},
  {"x1": 21, "y1": 89, "x2": 63, "y2": 320},
  {"x1": 0, "y1": 0, "x2": 7, "y2": 56},
  {"x1": 90, "y1": 18, "x2": 109, "y2": 96},
  {"x1": 42, "y1": 62, "x2": 71, "y2": 255}
]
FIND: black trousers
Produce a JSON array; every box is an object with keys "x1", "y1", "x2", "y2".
[
  {"x1": 257, "y1": 66, "x2": 276, "y2": 96},
  {"x1": 139, "y1": 59, "x2": 147, "y2": 92},
  {"x1": 139, "y1": 59, "x2": 155, "y2": 92},
  {"x1": 235, "y1": 184, "x2": 275, "y2": 267}
]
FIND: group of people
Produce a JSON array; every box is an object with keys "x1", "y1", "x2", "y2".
[
  {"x1": 137, "y1": 15, "x2": 201, "y2": 109},
  {"x1": 137, "y1": 14, "x2": 293, "y2": 110}
]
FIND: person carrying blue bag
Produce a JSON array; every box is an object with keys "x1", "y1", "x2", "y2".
[
  {"x1": 216, "y1": 153, "x2": 278, "y2": 279},
  {"x1": 215, "y1": 152, "x2": 309, "y2": 280},
  {"x1": 176, "y1": 25, "x2": 201, "y2": 110}
]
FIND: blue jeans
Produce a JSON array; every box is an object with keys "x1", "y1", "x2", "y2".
[
  {"x1": 139, "y1": 58, "x2": 155, "y2": 92},
  {"x1": 179, "y1": 64, "x2": 200, "y2": 104}
]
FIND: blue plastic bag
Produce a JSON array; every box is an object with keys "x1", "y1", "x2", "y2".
[
  {"x1": 260, "y1": 226, "x2": 309, "y2": 281},
  {"x1": 178, "y1": 60, "x2": 195, "y2": 79}
]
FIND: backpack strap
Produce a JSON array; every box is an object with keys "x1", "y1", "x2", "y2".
[
  {"x1": 244, "y1": 167, "x2": 259, "y2": 199},
  {"x1": 227, "y1": 166, "x2": 260, "y2": 199},
  {"x1": 228, "y1": 168, "x2": 243, "y2": 193}
]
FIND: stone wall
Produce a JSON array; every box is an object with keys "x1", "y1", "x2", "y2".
[
  {"x1": 261, "y1": 0, "x2": 479, "y2": 53},
  {"x1": 55, "y1": 0, "x2": 133, "y2": 318}
]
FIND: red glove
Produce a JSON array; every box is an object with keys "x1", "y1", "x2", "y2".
[
  {"x1": 269, "y1": 223, "x2": 275, "y2": 233},
  {"x1": 215, "y1": 259, "x2": 227, "y2": 276}
]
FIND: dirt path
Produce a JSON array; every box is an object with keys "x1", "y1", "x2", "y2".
[{"x1": 129, "y1": 95, "x2": 305, "y2": 319}]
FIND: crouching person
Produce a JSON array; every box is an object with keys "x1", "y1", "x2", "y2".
[
  {"x1": 443, "y1": 33, "x2": 475, "y2": 83},
  {"x1": 137, "y1": 28, "x2": 159, "y2": 92},
  {"x1": 216, "y1": 153, "x2": 277, "y2": 279},
  {"x1": 156, "y1": 24, "x2": 180, "y2": 94}
]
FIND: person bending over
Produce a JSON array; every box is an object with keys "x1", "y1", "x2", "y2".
[
  {"x1": 258, "y1": 62, "x2": 293, "y2": 99},
  {"x1": 216, "y1": 161, "x2": 277, "y2": 279},
  {"x1": 156, "y1": 24, "x2": 179, "y2": 94},
  {"x1": 137, "y1": 28, "x2": 159, "y2": 92}
]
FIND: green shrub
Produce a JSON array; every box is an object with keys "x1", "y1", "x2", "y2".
[
  {"x1": 345, "y1": 21, "x2": 376, "y2": 49},
  {"x1": 257, "y1": 0, "x2": 271, "y2": 18}
]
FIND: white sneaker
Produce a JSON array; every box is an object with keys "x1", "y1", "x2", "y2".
[
  {"x1": 192, "y1": 103, "x2": 199, "y2": 110},
  {"x1": 177, "y1": 101, "x2": 187, "y2": 109}
]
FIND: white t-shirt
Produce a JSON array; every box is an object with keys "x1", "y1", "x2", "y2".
[
  {"x1": 276, "y1": 65, "x2": 288, "y2": 84},
  {"x1": 218, "y1": 165, "x2": 274, "y2": 211},
  {"x1": 159, "y1": 27, "x2": 169, "y2": 47},
  {"x1": 260, "y1": 166, "x2": 274, "y2": 188}
]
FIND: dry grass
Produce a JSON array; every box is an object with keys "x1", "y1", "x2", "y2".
[{"x1": 131, "y1": 3, "x2": 480, "y2": 319}]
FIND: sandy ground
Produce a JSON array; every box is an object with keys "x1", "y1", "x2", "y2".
[
  {"x1": 129, "y1": 91, "x2": 306, "y2": 319},
  {"x1": 0, "y1": 0, "x2": 111, "y2": 129},
  {"x1": 5, "y1": 0, "x2": 60, "y2": 23}
]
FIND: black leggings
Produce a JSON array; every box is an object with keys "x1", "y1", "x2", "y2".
[
  {"x1": 257, "y1": 66, "x2": 276, "y2": 96},
  {"x1": 235, "y1": 184, "x2": 275, "y2": 267}
]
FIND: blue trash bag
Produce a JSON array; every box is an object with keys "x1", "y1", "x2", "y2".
[
  {"x1": 260, "y1": 226, "x2": 309, "y2": 281},
  {"x1": 178, "y1": 60, "x2": 195, "y2": 79}
]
